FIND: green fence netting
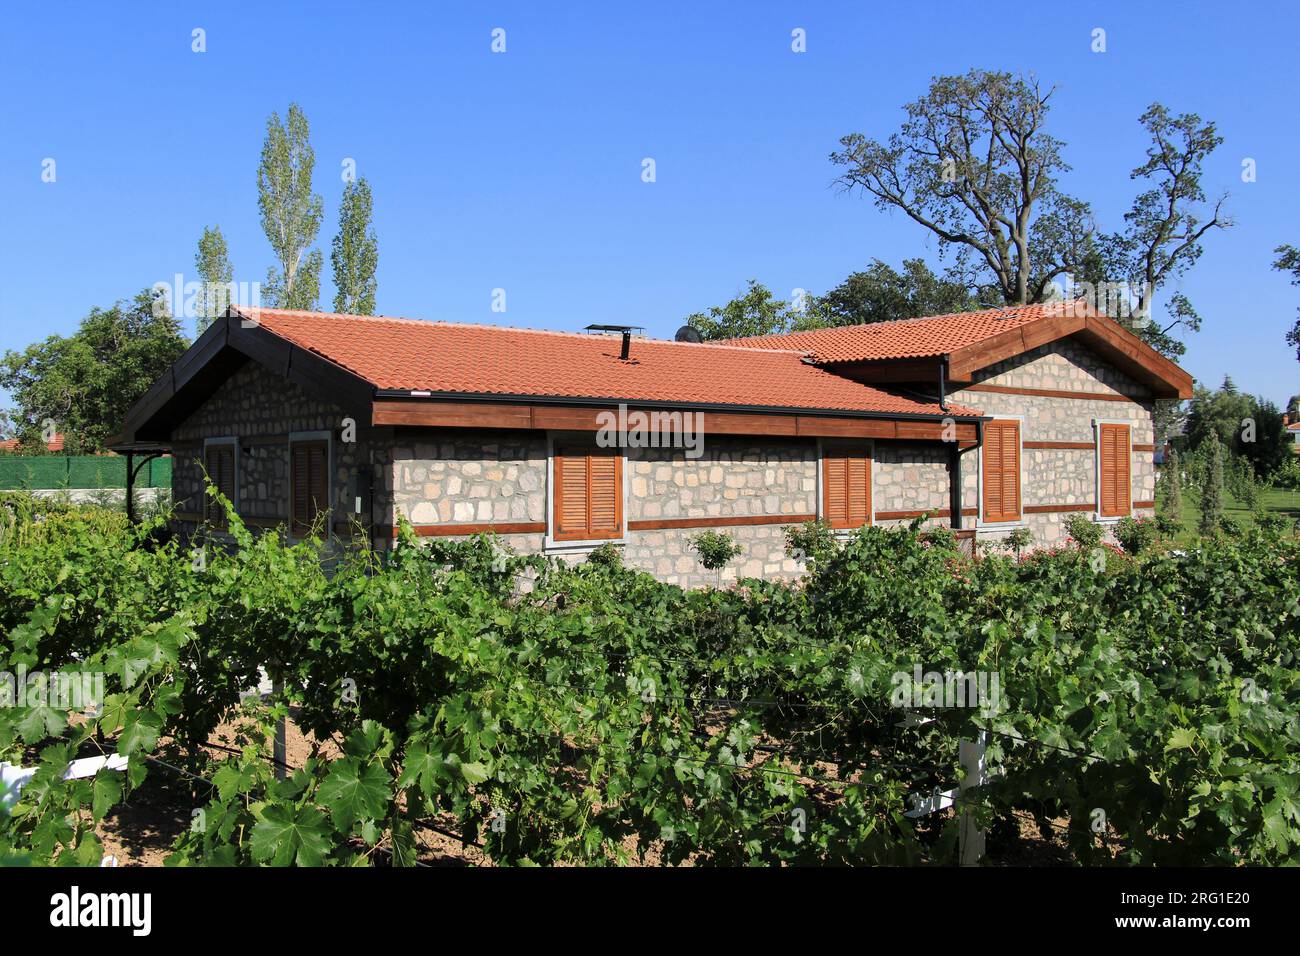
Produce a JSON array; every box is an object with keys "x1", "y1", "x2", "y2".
[{"x1": 0, "y1": 456, "x2": 172, "y2": 490}]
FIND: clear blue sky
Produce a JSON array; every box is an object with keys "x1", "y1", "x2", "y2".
[{"x1": 2, "y1": 1, "x2": 1298, "y2": 405}]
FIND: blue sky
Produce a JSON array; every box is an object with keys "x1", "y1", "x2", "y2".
[{"x1": 2, "y1": 1, "x2": 1298, "y2": 405}]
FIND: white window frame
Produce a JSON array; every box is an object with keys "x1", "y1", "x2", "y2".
[
  {"x1": 202, "y1": 436, "x2": 240, "y2": 517},
  {"x1": 288, "y1": 429, "x2": 334, "y2": 542},
  {"x1": 815, "y1": 437, "x2": 875, "y2": 533},
  {"x1": 1092, "y1": 417, "x2": 1134, "y2": 524},
  {"x1": 976, "y1": 414, "x2": 1027, "y2": 529},
  {"x1": 544, "y1": 431, "x2": 627, "y2": 553}
]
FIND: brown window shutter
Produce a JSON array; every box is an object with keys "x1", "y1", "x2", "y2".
[
  {"x1": 822, "y1": 447, "x2": 872, "y2": 529},
  {"x1": 205, "y1": 444, "x2": 235, "y2": 528},
  {"x1": 554, "y1": 447, "x2": 623, "y2": 541},
  {"x1": 291, "y1": 440, "x2": 329, "y2": 536},
  {"x1": 1099, "y1": 424, "x2": 1130, "y2": 517},
  {"x1": 983, "y1": 421, "x2": 1020, "y2": 522}
]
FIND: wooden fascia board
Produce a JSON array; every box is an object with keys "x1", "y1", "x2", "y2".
[
  {"x1": 1080, "y1": 316, "x2": 1193, "y2": 399},
  {"x1": 371, "y1": 398, "x2": 979, "y2": 442},
  {"x1": 119, "y1": 316, "x2": 231, "y2": 439},
  {"x1": 946, "y1": 311, "x2": 1192, "y2": 399}
]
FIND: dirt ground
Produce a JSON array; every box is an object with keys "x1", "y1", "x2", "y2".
[{"x1": 93, "y1": 709, "x2": 1085, "y2": 867}]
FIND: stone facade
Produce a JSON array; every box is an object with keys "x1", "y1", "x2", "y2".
[
  {"x1": 168, "y1": 337, "x2": 1159, "y2": 580},
  {"x1": 949, "y1": 339, "x2": 1157, "y2": 549},
  {"x1": 171, "y1": 361, "x2": 388, "y2": 534},
  {"x1": 390, "y1": 433, "x2": 547, "y2": 527}
]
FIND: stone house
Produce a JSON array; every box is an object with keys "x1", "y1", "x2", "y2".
[{"x1": 111, "y1": 300, "x2": 1191, "y2": 587}]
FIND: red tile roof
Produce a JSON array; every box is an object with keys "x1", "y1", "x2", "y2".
[
  {"x1": 728, "y1": 300, "x2": 1098, "y2": 363},
  {"x1": 0, "y1": 434, "x2": 64, "y2": 452},
  {"x1": 236, "y1": 307, "x2": 978, "y2": 418}
]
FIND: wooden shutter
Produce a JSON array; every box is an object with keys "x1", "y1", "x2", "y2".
[
  {"x1": 291, "y1": 440, "x2": 329, "y2": 536},
  {"x1": 554, "y1": 447, "x2": 623, "y2": 541},
  {"x1": 982, "y1": 421, "x2": 1021, "y2": 522},
  {"x1": 1099, "y1": 424, "x2": 1131, "y2": 517},
  {"x1": 204, "y1": 443, "x2": 236, "y2": 528},
  {"x1": 822, "y1": 447, "x2": 872, "y2": 529}
]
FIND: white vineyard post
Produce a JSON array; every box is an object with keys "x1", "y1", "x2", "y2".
[
  {"x1": 272, "y1": 678, "x2": 287, "y2": 782},
  {"x1": 958, "y1": 732, "x2": 987, "y2": 866}
]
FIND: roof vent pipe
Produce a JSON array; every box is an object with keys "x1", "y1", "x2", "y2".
[{"x1": 583, "y1": 323, "x2": 644, "y2": 362}]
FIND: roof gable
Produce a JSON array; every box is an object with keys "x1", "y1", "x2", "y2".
[{"x1": 726, "y1": 301, "x2": 1193, "y2": 399}]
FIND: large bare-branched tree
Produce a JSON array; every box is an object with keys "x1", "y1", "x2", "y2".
[
  {"x1": 1085, "y1": 105, "x2": 1231, "y2": 357},
  {"x1": 831, "y1": 70, "x2": 1092, "y2": 306}
]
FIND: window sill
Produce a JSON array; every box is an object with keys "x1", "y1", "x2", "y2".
[
  {"x1": 1093, "y1": 514, "x2": 1130, "y2": 525},
  {"x1": 543, "y1": 538, "x2": 625, "y2": 556},
  {"x1": 975, "y1": 521, "x2": 1029, "y2": 534}
]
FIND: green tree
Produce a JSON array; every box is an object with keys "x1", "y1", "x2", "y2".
[
  {"x1": 832, "y1": 72, "x2": 1229, "y2": 360},
  {"x1": 258, "y1": 103, "x2": 323, "y2": 310},
  {"x1": 195, "y1": 225, "x2": 233, "y2": 334},
  {"x1": 331, "y1": 178, "x2": 378, "y2": 315},
  {"x1": 1185, "y1": 378, "x2": 1252, "y2": 451},
  {"x1": 0, "y1": 289, "x2": 189, "y2": 453},
  {"x1": 1199, "y1": 432, "x2": 1224, "y2": 537},
  {"x1": 815, "y1": 258, "x2": 982, "y2": 327},
  {"x1": 1160, "y1": 447, "x2": 1183, "y2": 531},
  {"x1": 831, "y1": 70, "x2": 1092, "y2": 306},
  {"x1": 687, "y1": 280, "x2": 801, "y2": 340},
  {"x1": 1082, "y1": 106, "x2": 1230, "y2": 359},
  {"x1": 1238, "y1": 397, "x2": 1289, "y2": 479},
  {"x1": 1274, "y1": 244, "x2": 1300, "y2": 361}
]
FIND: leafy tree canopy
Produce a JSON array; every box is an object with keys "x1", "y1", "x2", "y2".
[{"x1": 0, "y1": 289, "x2": 189, "y2": 453}]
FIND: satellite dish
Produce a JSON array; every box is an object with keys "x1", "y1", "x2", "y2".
[{"x1": 674, "y1": 325, "x2": 703, "y2": 343}]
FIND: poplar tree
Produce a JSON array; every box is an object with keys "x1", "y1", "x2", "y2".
[
  {"x1": 331, "y1": 178, "x2": 378, "y2": 314},
  {"x1": 1199, "y1": 434, "x2": 1224, "y2": 537},
  {"x1": 258, "y1": 103, "x2": 323, "y2": 310},
  {"x1": 195, "y1": 225, "x2": 232, "y2": 333}
]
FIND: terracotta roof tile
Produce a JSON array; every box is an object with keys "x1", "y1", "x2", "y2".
[
  {"x1": 237, "y1": 307, "x2": 979, "y2": 418},
  {"x1": 728, "y1": 301, "x2": 1098, "y2": 363}
]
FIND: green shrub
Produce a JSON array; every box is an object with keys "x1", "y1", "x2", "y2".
[
  {"x1": 784, "y1": 519, "x2": 838, "y2": 564},
  {"x1": 1004, "y1": 526, "x2": 1033, "y2": 558},
  {"x1": 1271, "y1": 455, "x2": 1300, "y2": 491},
  {"x1": 689, "y1": 529, "x2": 742, "y2": 572},
  {"x1": 1200, "y1": 433, "x2": 1224, "y2": 536},
  {"x1": 1064, "y1": 513, "x2": 1103, "y2": 550},
  {"x1": 1114, "y1": 515, "x2": 1157, "y2": 555},
  {"x1": 586, "y1": 541, "x2": 624, "y2": 569}
]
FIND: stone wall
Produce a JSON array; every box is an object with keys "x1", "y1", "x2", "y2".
[
  {"x1": 950, "y1": 339, "x2": 1157, "y2": 549},
  {"x1": 390, "y1": 432, "x2": 547, "y2": 527},
  {"x1": 170, "y1": 360, "x2": 386, "y2": 535},
  {"x1": 622, "y1": 440, "x2": 814, "y2": 585},
  {"x1": 873, "y1": 443, "x2": 950, "y2": 528}
]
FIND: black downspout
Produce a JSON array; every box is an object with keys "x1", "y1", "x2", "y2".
[
  {"x1": 125, "y1": 452, "x2": 134, "y2": 525},
  {"x1": 948, "y1": 442, "x2": 962, "y2": 530},
  {"x1": 938, "y1": 357, "x2": 950, "y2": 414}
]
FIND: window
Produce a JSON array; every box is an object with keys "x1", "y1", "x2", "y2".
[
  {"x1": 1098, "y1": 423, "x2": 1132, "y2": 518},
  {"x1": 290, "y1": 439, "x2": 330, "y2": 537},
  {"x1": 553, "y1": 445, "x2": 623, "y2": 541},
  {"x1": 982, "y1": 420, "x2": 1021, "y2": 523},
  {"x1": 822, "y1": 446, "x2": 872, "y2": 529},
  {"x1": 203, "y1": 440, "x2": 237, "y2": 528}
]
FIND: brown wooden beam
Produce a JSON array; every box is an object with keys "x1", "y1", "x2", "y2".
[
  {"x1": 1023, "y1": 503, "x2": 1095, "y2": 514},
  {"x1": 958, "y1": 383, "x2": 1137, "y2": 403},
  {"x1": 381, "y1": 521, "x2": 547, "y2": 538},
  {"x1": 627, "y1": 514, "x2": 815, "y2": 531}
]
